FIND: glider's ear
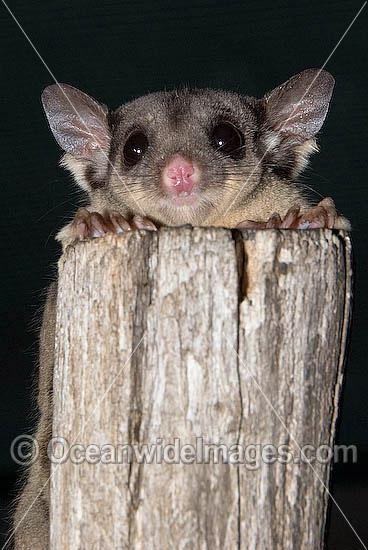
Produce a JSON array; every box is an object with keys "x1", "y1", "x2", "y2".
[
  {"x1": 263, "y1": 68, "x2": 335, "y2": 142},
  {"x1": 41, "y1": 83, "x2": 110, "y2": 159}
]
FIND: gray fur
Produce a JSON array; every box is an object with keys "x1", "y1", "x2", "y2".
[{"x1": 13, "y1": 69, "x2": 346, "y2": 549}]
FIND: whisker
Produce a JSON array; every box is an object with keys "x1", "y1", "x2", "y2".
[
  {"x1": 296, "y1": 182, "x2": 325, "y2": 200},
  {"x1": 36, "y1": 197, "x2": 83, "y2": 222}
]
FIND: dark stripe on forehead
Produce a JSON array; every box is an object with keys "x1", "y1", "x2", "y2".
[{"x1": 166, "y1": 91, "x2": 191, "y2": 129}]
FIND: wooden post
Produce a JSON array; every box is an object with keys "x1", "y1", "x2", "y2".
[{"x1": 50, "y1": 228, "x2": 352, "y2": 550}]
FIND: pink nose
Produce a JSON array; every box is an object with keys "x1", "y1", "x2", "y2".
[{"x1": 163, "y1": 156, "x2": 198, "y2": 196}]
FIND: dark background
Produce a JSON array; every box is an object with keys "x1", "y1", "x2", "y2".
[{"x1": 1, "y1": 1, "x2": 367, "y2": 548}]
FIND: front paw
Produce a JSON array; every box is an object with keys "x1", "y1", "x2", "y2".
[
  {"x1": 56, "y1": 208, "x2": 157, "y2": 250},
  {"x1": 237, "y1": 198, "x2": 350, "y2": 231}
]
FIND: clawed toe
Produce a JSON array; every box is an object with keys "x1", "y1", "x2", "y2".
[
  {"x1": 265, "y1": 213, "x2": 282, "y2": 228},
  {"x1": 109, "y1": 211, "x2": 132, "y2": 233},
  {"x1": 297, "y1": 197, "x2": 337, "y2": 229},
  {"x1": 57, "y1": 208, "x2": 158, "y2": 251},
  {"x1": 72, "y1": 209, "x2": 110, "y2": 239},
  {"x1": 65, "y1": 208, "x2": 157, "y2": 246},
  {"x1": 237, "y1": 197, "x2": 349, "y2": 231},
  {"x1": 130, "y1": 215, "x2": 158, "y2": 231}
]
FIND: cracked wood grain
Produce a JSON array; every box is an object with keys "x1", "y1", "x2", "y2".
[{"x1": 50, "y1": 228, "x2": 352, "y2": 550}]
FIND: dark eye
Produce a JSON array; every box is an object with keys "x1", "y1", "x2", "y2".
[
  {"x1": 210, "y1": 122, "x2": 244, "y2": 158},
  {"x1": 123, "y1": 131, "x2": 149, "y2": 166}
]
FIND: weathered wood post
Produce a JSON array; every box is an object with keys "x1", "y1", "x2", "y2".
[{"x1": 50, "y1": 228, "x2": 352, "y2": 550}]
